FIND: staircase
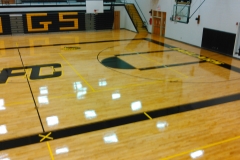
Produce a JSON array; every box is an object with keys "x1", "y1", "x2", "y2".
[{"x1": 125, "y1": 4, "x2": 148, "y2": 33}]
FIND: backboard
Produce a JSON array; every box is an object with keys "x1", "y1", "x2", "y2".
[
  {"x1": 86, "y1": 0, "x2": 104, "y2": 14},
  {"x1": 171, "y1": 4, "x2": 190, "y2": 24},
  {"x1": 175, "y1": 0, "x2": 192, "y2": 5}
]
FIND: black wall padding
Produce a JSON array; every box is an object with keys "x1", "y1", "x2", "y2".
[
  {"x1": 22, "y1": 0, "x2": 66, "y2": 2},
  {"x1": 201, "y1": 28, "x2": 236, "y2": 56},
  {"x1": 76, "y1": 0, "x2": 116, "y2": 2},
  {"x1": 104, "y1": 0, "x2": 116, "y2": 2},
  {"x1": 22, "y1": 12, "x2": 85, "y2": 33},
  {"x1": 0, "y1": 15, "x2": 11, "y2": 35},
  {"x1": 95, "y1": 12, "x2": 114, "y2": 30}
]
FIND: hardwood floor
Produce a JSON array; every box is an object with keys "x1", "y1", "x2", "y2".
[{"x1": 0, "y1": 30, "x2": 239, "y2": 159}]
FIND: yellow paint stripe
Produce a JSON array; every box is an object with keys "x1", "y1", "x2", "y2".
[
  {"x1": 5, "y1": 100, "x2": 33, "y2": 106},
  {"x1": 144, "y1": 112, "x2": 152, "y2": 120},
  {"x1": 95, "y1": 80, "x2": 164, "y2": 92},
  {"x1": 163, "y1": 65, "x2": 188, "y2": 78},
  {"x1": 160, "y1": 135, "x2": 240, "y2": 160},
  {"x1": 58, "y1": 53, "x2": 95, "y2": 92},
  {"x1": 16, "y1": 42, "x2": 19, "y2": 47},
  {"x1": 47, "y1": 142, "x2": 55, "y2": 160}
]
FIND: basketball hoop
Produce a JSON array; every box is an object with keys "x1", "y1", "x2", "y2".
[
  {"x1": 175, "y1": 15, "x2": 181, "y2": 21},
  {"x1": 94, "y1": 9, "x2": 98, "y2": 15}
]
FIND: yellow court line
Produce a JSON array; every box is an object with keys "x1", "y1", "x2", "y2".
[
  {"x1": 95, "y1": 80, "x2": 164, "y2": 92},
  {"x1": 39, "y1": 132, "x2": 53, "y2": 142},
  {"x1": 46, "y1": 142, "x2": 55, "y2": 160},
  {"x1": 58, "y1": 53, "x2": 95, "y2": 92},
  {"x1": 163, "y1": 65, "x2": 188, "y2": 78},
  {"x1": 16, "y1": 42, "x2": 19, "y2": 47},
  {"x1": 144, "y1": 112, "x2": 152, "y2": 120},
  {"x1": 160, "y1": 135, "x2": 240, "y2": 160},
  {"x1": 138, "y1": 54, "x2": 188, "y2": 79},
  {"x1": 4, "y1": 78, "x2": 176, "y2": 107},
  {"x1": 5, "y1": 100, "x2": 33, "y2": 106}
]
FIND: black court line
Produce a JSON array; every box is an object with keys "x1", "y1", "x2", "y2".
[
  {"x1": 144, "y1": 38, "x2": 240, "y2": 74},
  {"x1": 115, "y1": 50, "x2": 172, "y2": 56},
  {"x1": 139, "y1": 61, "x2": 206, "y2": 71},
  {"x1": 1, "y1": 92, "x2": 240, "y2": 150},
  {"x1": 1, "y1": 38, "x2": 240, "y2": 151},
  {"x1": 17, "y1": 48, "x2": 45, "y2": 132},
  {"x1": 0, "y1": 38, "x2": 146, "y2": 50}
]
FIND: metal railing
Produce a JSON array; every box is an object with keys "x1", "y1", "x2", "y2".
[
  {"x1": 134, "y1": 0, "x2": 148, "y2": 26},
  {"x1": 125, "y1": 0, "x2": 148, "y2": 32}
]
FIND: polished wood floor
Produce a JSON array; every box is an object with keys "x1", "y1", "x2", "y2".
[{"x1": 0, "y1": 30, "x2": 240, "y2": 159}]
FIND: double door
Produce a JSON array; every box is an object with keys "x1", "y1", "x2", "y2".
[{"x1": 152, "y1": 11, "x2": 166, "y2": 36}]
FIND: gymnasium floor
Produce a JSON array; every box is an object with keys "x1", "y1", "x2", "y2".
[{"x1": 0, "y1": 30, "x2": 240, "y2": 159}]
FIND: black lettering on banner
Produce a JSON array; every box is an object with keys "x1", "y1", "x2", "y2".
[{"x1": 0, "y1": 63, "x2": 62, "y2": 84}]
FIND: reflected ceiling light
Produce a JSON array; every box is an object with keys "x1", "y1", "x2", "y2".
[
  {"x1": 0, "y1": 125, "x2": 7, "y2": 134},
  {"x1": 0, "y1": 99, "x2": 6, "y2": 110},
  {"x1": 0, "y1": 153, "x2": 9, "y2": 160},
  {"x1": 98, "y1": 79, "x2": 107, "y2": 86},
  {"x1": 38, "y1": 96, "x2": 49, "y2": 105},
  {"x1": 39, "y1": 86, "x2": 48, "y2": 95},
  {"x1": 76, "y1": 88, "x2": 87, "y2": 99},
  {"x1": 190, "y1": 150, "x2": 204, "y2": 159},
  {"x1": 0, "y1": 99, "x2": 4, "y2": 106},
  {"x1": 46, "y1": 116, "x2": 59, "y2": 126},
  {"x1": 103, "y1": 133, "x2": 118, "y2": 144},
  {"x1": 56, "y1": 147, "x2": 69, "y2": 155},
  {"x1": 1, "y1": 158, "x2": 10, "y2": 160},
  {"x1": 131, "y1": 101, "x2": 142, "y2": 111},
  {"x1": 73, "y1": 82, "x2": 83, "y2": 91},
  {"x1": 156, "y1": 121, "x2": 168, "y2": 130},
  {"x1": 84, "y1": 110, "x2": 97, "y2": 119},
  {"x1": 0, "y1": 106, "x2": 6, "y2": 111},
  {"x1": 112, "y1": 91, "x2": 121, "y2": 100}
]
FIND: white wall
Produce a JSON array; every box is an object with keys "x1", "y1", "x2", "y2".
[
  {"x1": 155, "y1": 0, "x2": 240, "y2": 47},
  {"x1": 115, "y1": 6, "x2": 137, "y2": 32}
]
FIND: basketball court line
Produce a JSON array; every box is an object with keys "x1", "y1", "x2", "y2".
[
  {"x1": 138, "y1": 53, "x2": 188, "y2": 79},
  {"x1": 46, "y1": 142, "x2": 55, "y2": 160},
  {"x1": 0, "y1": 38, "x2": 145, "y2": 50},
  {"x1": 139, "y1": 61, "x2": 205, "y2": 70},
  {"x1": 1, "y1": 92, "x2": 240, "y2": 151},
  {"x1": 16, "y1": 43, "x2": 45, "y2": 132},
  {"x1": 114, "y1": 50, "x2": 173, "y2": 56},
  {"x1": 58, "y1": 53, "x2": 96, "y2": 92},
  {"x1": 160, "y1": 135, "x2": 240, "y2": 160},
  {"x1": 2, "y1": 38, "x2": 240, "y2": 152},
  {"x1": 1, "y1": 38, "x2": 239, "y2": 77}
]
